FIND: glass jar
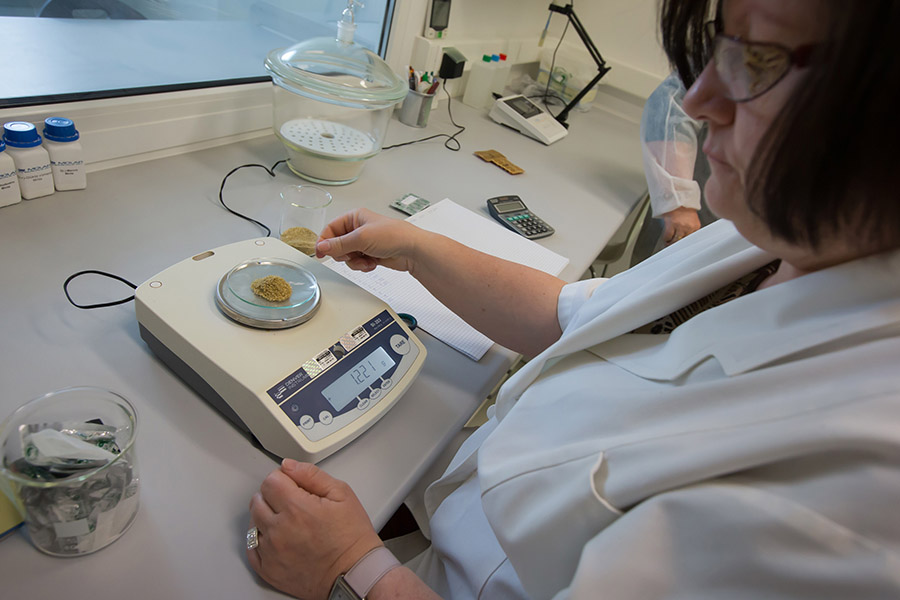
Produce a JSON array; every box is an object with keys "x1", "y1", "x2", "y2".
[{"x1": 0, "y1": 387, "x2": 139, "y2": 556}]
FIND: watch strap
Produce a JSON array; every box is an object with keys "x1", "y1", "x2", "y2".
[{"x1": 343, "y1": 546, "x2": 401, "y2": 598}]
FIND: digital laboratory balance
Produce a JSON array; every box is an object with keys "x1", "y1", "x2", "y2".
[{"x1": 135, "y1": 238, "x2": 426, "y2": 463}]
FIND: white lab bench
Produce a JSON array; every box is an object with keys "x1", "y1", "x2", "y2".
[{"x1": 0, "y1": 97, "x2": 645, "y2": 597}]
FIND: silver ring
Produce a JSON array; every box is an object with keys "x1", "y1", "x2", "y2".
[{"x1": 246, "y1": 526, "x2": 259, "y2": 550}]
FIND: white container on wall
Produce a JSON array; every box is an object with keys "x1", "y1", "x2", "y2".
[
  {"x1": 2, "y1": 122, "x2": 54, "y2": 200},
  {"x1": 462, "y1": 54, "x2": 495, "y2": 110},
  {"x1": 43, "y1": 117, "x2": 86, "y2": 191},
  {"x1": 0, "y1": 140, "x2": 22, "y2": 208},
  {"x1": 492, "y1": 53, "x2": 512, "y2": 97}
]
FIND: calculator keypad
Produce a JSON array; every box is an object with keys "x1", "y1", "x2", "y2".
[{"x1": 504, "y1": 213, "x2": 553, "y2": 239}]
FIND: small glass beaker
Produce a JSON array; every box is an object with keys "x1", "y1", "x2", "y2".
[
  {"x1": 0, "y1": 386, "x2": 139, "y2": 556},
  {"x1": 279, "y1": 185, "x2": 333, "y2": 255}
]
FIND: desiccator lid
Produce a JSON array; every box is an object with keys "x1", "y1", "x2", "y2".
[{"x1": 265, "y1": 36, "x2": 408, "y2": 110}]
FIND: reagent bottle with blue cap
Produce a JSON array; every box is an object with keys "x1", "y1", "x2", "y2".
[
  {"x1": 2, "y1": 122, "x2": 54, "y2": 200},
  {"x1": 43, "y1": 117, "x2": 86, "y2": 191},
  {"x1": 0, "y1": 140, "x2": 22, "y2": 207}
]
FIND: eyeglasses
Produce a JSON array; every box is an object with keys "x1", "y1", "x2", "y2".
[{"x1": 704, "y1": 21, "x2": 818, "y2": 102}]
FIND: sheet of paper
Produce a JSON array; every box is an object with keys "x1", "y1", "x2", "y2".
[
  {"x1": 406, "y1": 199, "x2": 569, "y2": 274},
  {"x1": 322, "y1": 199, "x2": 569, "y2": 360}
]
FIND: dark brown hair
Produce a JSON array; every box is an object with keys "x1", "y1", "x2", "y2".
[{"x1": 660, "y1": 0, "x2": 900, "y2": 251}]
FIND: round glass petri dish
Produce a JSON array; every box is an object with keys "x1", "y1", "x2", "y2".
[{"x1": 215, "y1": 258, "x2": 320, "y2": 329}]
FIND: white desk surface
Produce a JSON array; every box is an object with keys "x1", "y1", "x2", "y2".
[{"x1": 0, "y1": 98, "x2": 645, "y2": 597}]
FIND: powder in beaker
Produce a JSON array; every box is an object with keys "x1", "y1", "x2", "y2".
[{"x1": 280, "y1": 227, "x2": 318, "y2": 255}]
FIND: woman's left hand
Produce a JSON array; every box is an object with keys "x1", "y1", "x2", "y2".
[{"x1": 247, "y1": 459, "x2": 383, "y2": 600}]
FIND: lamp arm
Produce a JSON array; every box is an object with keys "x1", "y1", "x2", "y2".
[{"x1": 547, "y1": 3, "x2": 611, "y2": 126}]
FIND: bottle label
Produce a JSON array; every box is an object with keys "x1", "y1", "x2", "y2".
[
  {"x1": 50, "y1": 158, "x2": 86, "y2": 189},
  {"x1": 18, "y1": 164, "x2": 52, "y2": 187},
  {"x1": 19, "y1": 164, "x2": 51, "y2": 176}
]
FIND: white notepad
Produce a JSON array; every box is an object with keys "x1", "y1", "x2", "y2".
[{"x1": 323, "y1": 199, "x2": 569, "y2": 360}]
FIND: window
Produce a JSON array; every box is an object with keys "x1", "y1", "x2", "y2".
[{"x1": 0, "y1": 0, "x2": 395, "y2": 107}]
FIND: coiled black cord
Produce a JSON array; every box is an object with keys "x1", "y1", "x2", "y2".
[
  {"x1": 217, "y1": 159, "x2": 286, "y2": 237},
  {"x1": 382, "y1": 81, "x2": 465, "y2": 152},
  {"x1": 63, "y1": 270, "x2": 138, "y2": 309}
]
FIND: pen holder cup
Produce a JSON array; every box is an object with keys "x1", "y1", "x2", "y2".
[
  {"x1": 0, "y1": 387, "x2": 140, "y2": 556},
  {"x1": 398, "y1": 90, "x2": 434, "y2": 128}
]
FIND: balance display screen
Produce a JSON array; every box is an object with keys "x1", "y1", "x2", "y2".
[{"x1": 321, "y1": 346, "x2": 395, "y2": 412}]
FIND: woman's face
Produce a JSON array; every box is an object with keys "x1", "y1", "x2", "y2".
[{"x1": 683, "y1": 0, "x2": 825, "y2": 249}]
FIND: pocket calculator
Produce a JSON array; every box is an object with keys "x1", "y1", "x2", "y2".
[{"x1": 487, "y1": 195, "x2": 554, "y2": 239}]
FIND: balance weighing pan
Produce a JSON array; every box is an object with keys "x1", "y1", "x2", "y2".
[
  {"x1": 215, "y1": 257, "x2": 320, "y2": 329},
  {"x1": 134, "y1": 238, "x2": 427, "y2": 463}
]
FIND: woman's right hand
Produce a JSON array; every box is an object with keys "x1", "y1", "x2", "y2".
[
  {"x1": 315, "y1": 208, "x2": 423, "y2": 273},
  {"x1": 662, "y1": 205, "x2": 701, "y2": 244},
  {"x1": 316, "y1": 207, "x2": 565, "y2": 356}
]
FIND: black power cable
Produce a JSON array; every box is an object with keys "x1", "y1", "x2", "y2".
[
  {"x1": 64, "y1": 270, "x2": 138, "y2": 309},
  {"x1": 64, "y1": 87, "x2": 462, "y2": 310},
  {"x1": 217, "y1": 159, "x2": 286, "y2": 237},
  {"x1": 382, "y1": 81, "x2": 465, "y2": 151},
  {"x1": 543, "y1": 16, "x2": 572, "y2": 115},
  {"x1": 65, "y1": 158, "x2": 288, "y2": 309}
]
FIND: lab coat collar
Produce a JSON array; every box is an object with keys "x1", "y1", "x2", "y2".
[
  {"x1": 497, "y1": 221, "x2": 900, "y2": 418},
  {"x1": 594, "y1": 246, "x2": 900, "y2": 380}
]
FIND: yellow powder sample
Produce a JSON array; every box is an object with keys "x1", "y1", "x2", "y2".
[
  {"x1": 250, "y1": 275, "x2": 292, "y2": 302},
  {"x1": 281, "y1": 227, "x2": 318, "y2": 255}
]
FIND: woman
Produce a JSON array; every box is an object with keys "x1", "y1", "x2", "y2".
[{"x1": 246, "y1": 1, "x2": 900, "y2": 598}]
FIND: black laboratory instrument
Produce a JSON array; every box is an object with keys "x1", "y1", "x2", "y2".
[{"x1": 544, "y1": 2, "x2": 611, "y2": 128}]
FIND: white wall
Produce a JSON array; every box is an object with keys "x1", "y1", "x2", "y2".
[{"x1": 386, "y1": 0, "x2": 670, "y2": 100}]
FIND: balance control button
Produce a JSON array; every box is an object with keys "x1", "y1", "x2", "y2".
[
  {"x1": 381, "y1": 378, "x2": 393, "y2": 390},
  {"x1": 299, "y1": 415, "x2": 314, "y2": 430},
  {"x1": 391, "y1": 335, "x2": 410, "y2": 355},
  {"x1": 369, "y1": 388, "x2": 382, "y2": 401},
  {"x1": 319, "y1": 411, "x2": 333, "y2": 425},
  {"x1": 357, "y1": 397, "x2": 370, "y2": 410}
]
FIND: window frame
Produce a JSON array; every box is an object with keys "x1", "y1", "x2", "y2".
[{"x1": 0, "y1": 0, "x2": 411, "y2": 171}]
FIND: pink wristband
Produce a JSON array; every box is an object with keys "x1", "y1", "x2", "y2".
[{"x1": 343, "y1": 546, "x2": 401, "y2": 597}]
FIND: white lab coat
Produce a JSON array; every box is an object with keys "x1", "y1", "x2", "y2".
[
  {"x1": 640, "y1": 72, "x2": 706, "y2": 218},
  {"x1": 411, "y1": 220, "x2": 900, "y2": 599}
]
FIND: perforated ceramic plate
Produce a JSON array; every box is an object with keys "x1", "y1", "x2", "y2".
[
  {"x1": 280, "y1": 119, "x2": 376, "y2": 159},
  {"x1": 215, "y1": 258, "x2": 320, "y2": 329}
]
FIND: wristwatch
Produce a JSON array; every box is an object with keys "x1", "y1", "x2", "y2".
[{"x1": 329, "y1": 546, "x2": 401, "y2": 600}]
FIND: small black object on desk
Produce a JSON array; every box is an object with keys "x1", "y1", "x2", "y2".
[{"x1": 439, "y1": 47, "x2": 466, "y2": 80}]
